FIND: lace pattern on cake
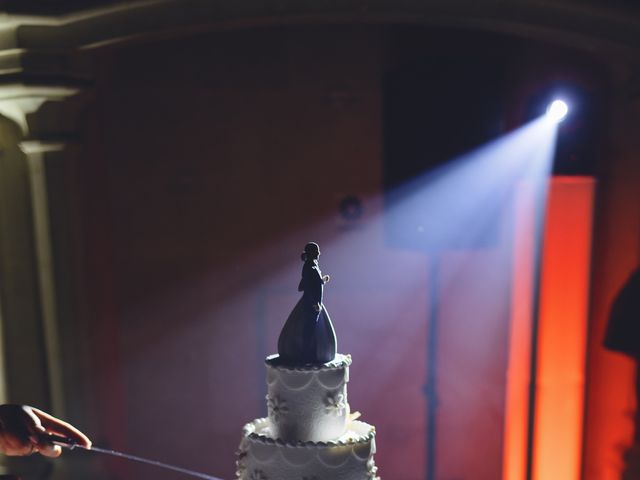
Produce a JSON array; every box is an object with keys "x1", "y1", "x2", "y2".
[
  {"x1": 324, "y1": 391, "x2": 347, "y2": 415},
  {"x1": 237, "y1": 352, "x2": 380, "y2": 478},
  {"x1": 237, "y1": 418, "x2": 377, "y2": 479},
  {"x1": 266, "y1": 394, "x2": 289, "y2": 422}
]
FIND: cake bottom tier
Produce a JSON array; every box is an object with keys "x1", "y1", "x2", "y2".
[{"x1": 236, "y1": 418, "x2": 380, "y2": 480}]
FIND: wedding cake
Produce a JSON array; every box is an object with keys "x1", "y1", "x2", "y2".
[{"x1": 235, "y1": 243, "x2": 380, "y2": 480}]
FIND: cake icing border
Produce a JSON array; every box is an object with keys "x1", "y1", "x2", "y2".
[{"x1": 265, "y1": 353, "x2": 352, "y2": 372}]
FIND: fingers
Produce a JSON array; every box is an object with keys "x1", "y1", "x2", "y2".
[
  {"x1": 0, "y1": 434, "x2": 34, "y2": 456},
  {"x1": 21, "y1": 407, "x2": 46, "y2": 437},
  {"x1": 30, "y1": 407, "x2": 91, "y2": 449},
  {"x1": 0, "y1": 404, "x2": 91, "y2": 457},
  {"x1": 0, "y1": 405, "x2": 41, "y2": 456},
  {"x1": 34, "y1": 440, "x2": 62, "y2": 458}
]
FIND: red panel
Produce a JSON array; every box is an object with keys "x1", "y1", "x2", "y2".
[
  {"x1": 503, "y1": 182, "x2": 537, "y2": 480},
  {"x1": 503, "y1": 177, "x2": 595, "y2": 480},
  {"x1": 533, "y1": 177, "x2": 595, "y2": 480}
]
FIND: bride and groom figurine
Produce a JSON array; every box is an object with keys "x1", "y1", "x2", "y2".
[{"x1": 277, "y1": 242, "x2": 337, "y2": 366}]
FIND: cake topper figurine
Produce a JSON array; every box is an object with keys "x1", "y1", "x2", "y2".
[{"x1": 277, "y1": 242, "x2": 337, "y2": 365}]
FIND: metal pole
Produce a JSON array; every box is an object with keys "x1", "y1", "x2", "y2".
[{"x1": 425, "y1": 254, "x2": 440, "y2": 480}]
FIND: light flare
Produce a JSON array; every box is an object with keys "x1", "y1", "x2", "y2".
[{"x1": 546, "y1": 100, "x2": 569, "y2": 123}]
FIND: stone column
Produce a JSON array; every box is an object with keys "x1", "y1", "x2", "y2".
[{"x1": 0, "y1": 63, "x2": 94, "y2": 477}]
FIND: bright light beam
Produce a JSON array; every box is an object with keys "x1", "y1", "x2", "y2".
[{"x1": 147, "y1": 112, "x2": 561, "y2": 480}]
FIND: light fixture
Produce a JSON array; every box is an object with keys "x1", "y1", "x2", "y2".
[{"x1": 546, "y1": 100, "x2": 569, "y2": 123}]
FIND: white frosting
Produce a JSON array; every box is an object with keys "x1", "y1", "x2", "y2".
[
  {"x1": 265, "y1": 354, "x2": 351, "y2": 442},
  {"x1": 236, "y1": 418, "x2": 379, "y2": 480},
  {"x1": 235, "y1": 353, "x2": 381, "y2": 479}
]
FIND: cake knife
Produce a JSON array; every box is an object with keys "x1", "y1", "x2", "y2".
[{"x1": 44, "y1": 433, "x2": 225, "y2": 480}]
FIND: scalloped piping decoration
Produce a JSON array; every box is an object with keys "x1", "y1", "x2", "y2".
[
  {"x1": 266, "y1": 369, "x2": 316, "y2": 390},
  {"x1": 352, "y1": 439, "x2": 374, "y2": 460},
  {"x1": 250, "y1": 441, "x2": 278, "y2": 462},
  {"x1": 266, "y1": 367, "x2": 348, "y2": 391},
  {"x1": 316, "y1": 367, "x2": 348, "y2": 389},
  {"x1": 279, "y1": 445, "x2": 318, "y2": 466},
  {"x1": 245, "y1": 435, "x2": 373, "y2": 469},
  {"x1": 265, "y1": 353, "x2": 352, "y2": 371},
  {"x1": 316, "y1": 445, "x2": 367, "y2": 468}
]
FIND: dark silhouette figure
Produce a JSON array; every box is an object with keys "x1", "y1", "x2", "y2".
[
  {"x1": 277, "y1": 242, "x2": 337, "y2": 365},
  {"x1": 604, "y1": 267, "x2": 640, "y2": 359},
  {"x1": 604, "y1": 266, "x2": 640, "y2": 445}
]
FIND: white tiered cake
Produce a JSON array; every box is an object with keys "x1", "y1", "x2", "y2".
[
  {"x1": 235, "y1": 353, "x2": 380, "y2": 480},
  {"x1": 236, "y1": 243, "x2": 380, "y2": 479}
]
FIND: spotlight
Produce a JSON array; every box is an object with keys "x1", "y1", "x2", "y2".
[{"x1": 546, "y1": 100, "x2": 568, "y2": 123}]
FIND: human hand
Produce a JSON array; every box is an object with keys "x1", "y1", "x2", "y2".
[{"x1": 0, "y1": 405, "x2": 91, "y2": 458}]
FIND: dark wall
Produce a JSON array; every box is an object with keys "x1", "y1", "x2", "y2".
[
  {"x1": 71, "y1": 24, "x2": 614, "y2": 480},
  {"x1": 81, "y1": 26, "x2": 412, "y2": 480}
]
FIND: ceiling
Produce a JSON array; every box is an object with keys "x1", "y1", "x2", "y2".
[
  {"x1": 0, "y1": 0, "x2": 119, "y2": 15},
  {"x1": 0, "y1": 0, "x2": 638, "y2": 17},
  {"x1": 0, "y1": 0, "x2": 638, "y2": 59}
]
